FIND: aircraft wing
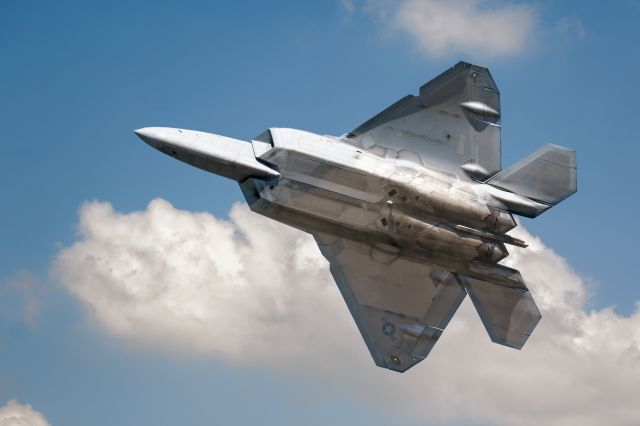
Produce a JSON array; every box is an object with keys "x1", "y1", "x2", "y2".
[
  {"x1": 346, "y1": 61, "x2": 502, "y2": 180},
  {"x1": 314, "y1": 232, "x2": 542, "y2": 371},
  {"x1": 313, "y1": 232, "x2": 467, "y2": 372}
]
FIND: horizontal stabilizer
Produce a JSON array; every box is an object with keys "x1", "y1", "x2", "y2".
[
  {"x1": 457, "y1": 274, "x2": 541, "y2": 349},
  {"x1": 487, "y1": 144, "x2": 576, "y2": 214}
]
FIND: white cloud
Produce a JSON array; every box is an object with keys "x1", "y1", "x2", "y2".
[
  {"x1": 55, "y1": 198, "x2": 640, "y2": 425},
  {"x1": 0, "y1": 400, "x2": 51, "y2": 426},
  {"x1": 54, "y1": 199, "x2": 347, "y2": 361},
  {"x1": 366, "y1": 0, "x2": 538, "y2": 58}
]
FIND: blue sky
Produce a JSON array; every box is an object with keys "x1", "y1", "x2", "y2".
[{"x1": 2, "y1": 1, "x2": 640, "y2": 425}]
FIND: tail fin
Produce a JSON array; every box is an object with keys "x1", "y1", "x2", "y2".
[{"x1": 487, "y1": 144, "x2": 577, "y2": 217}]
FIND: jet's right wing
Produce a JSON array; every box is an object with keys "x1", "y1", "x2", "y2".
[{"x1": 313, "y1": 232, "x2": 467, "y2": 372}]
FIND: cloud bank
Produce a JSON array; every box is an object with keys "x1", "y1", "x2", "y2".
[
  {"x1": 0, "y1": 400, "x2": 51, "y2": 426},
  {"x1": 55, "y1": 199, "x2": 640, "y2": 425},
  {"x1": 365, "y1": 0, "x2": 538, "y2": 58}
]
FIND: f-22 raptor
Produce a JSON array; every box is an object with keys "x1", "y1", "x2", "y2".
[{"x1": 135, "y1": 62, "x2": 577, "y2": 372}]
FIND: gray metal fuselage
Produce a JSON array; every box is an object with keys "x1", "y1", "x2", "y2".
[
  {"x1": 134, "y1": 125, "x2": 534, "y2": 290},
  {"x1": 242, "y1": 128, "x2": 528, "y2": 289}
]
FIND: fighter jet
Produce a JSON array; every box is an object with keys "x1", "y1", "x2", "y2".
[{"x1": 135, "y1": 62, "x2": 576, "y2": 372}]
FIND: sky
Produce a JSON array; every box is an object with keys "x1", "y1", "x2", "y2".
[{"x1": 1, "y1": 1, "x2": 640, "y2": 425}]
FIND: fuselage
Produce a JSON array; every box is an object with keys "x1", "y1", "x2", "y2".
[
  {"x1": 243, "y1": 128, "x2": 529, "y2": 280},
  {"x1": 134, "y1": 126, "x2": 538, "y2": 289}
]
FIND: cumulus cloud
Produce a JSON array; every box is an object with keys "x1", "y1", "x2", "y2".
[
  {"x1": 0, "y1": 400, "x2": 51, "y2": 426},
  {"x1": 55, "y1": 199, "x2": 640, "y2": 425},
  {"x1": 54, "y1": 199, "x2": 347, "y2": 361},
  {"x1": 366, "y1": 0, "x2": 538, "y2": 58}
]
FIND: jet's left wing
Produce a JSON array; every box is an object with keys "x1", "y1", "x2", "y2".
[{"x1": 313, "y1": 232, "x2": 466, "y2": 372}]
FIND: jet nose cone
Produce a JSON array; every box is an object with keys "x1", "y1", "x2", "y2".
[
  {"x1": 134, "y1": 127, "x2": 165, "y2": 148},
  {"x1": 134, "y1": 127, "x2": 184, "y2": 158},
  {"x1": 133, "y1": 128, "x2": 148, "y2": 138}
]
